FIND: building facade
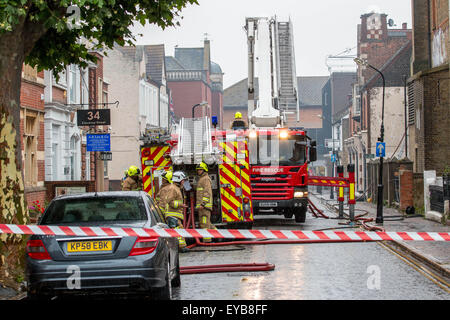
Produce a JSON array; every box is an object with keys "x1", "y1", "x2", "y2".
[
  {"x1": 408, "y1": 0, "x2": 450, "y2": 175},
  {"x1": 44, "y1": 64, "x2": 87, "y2": 184},
  {"x1": 103, "y1": 45, "x2": 169, "y2": 190},
  {"x1": 165, "y1": 39, "x2": 224, "y2": 127},
  {"x1": 20, "y1": 65, "x2": 46, "y2": 205},
  {"x1": 346, "y1": 12, "x2": 412, "y2": 194}
]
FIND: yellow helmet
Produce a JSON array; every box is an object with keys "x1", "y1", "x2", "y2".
[
  {"x1": 127, "y1": 165, "x2": 140, "y2": 177},
  {"x1": 235, "y1": 112, "x2": 242, "y2": 119},
  {"x1": 162, "y1": 170, "x2": 173, "y2": 183},
  {"x1": 196, "y1": 161, "x2": 208, "y2": 172}
]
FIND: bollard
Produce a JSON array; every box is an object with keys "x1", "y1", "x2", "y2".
[
  {"x1": 347, "y1": 164, "x2": 356, "y2": 222},
  {"x1": 337, "y1": 165, "x2": 345, "y2": 219}
]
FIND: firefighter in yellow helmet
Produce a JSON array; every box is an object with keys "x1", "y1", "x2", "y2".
[
  {"x1": 230, "y1": 111, "x2": 247, "y2": 130},
  {"x1": 122, "y1": 165, "x2": 143, "y2": 191},
  {"x1": 195, "y1": 161, "x2": 216, "y2": 242},
  {"x1": 157, "y1": 170, "x2": 188, "y2": 251}
]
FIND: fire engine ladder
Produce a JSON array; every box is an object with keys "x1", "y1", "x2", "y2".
[
  {"x1": 174, "y1": 117, "x2": 214, "y2": 164},
  {"x1": 275, "y1": 20, "x2": 299, "y2": 125}
]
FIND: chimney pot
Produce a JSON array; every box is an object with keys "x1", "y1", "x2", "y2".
[{"x1": 402, "y1": 23, "x2": 407, "y2": 29}]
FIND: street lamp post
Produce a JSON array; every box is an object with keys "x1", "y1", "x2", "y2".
[
  {"x1": 318, "y1": 114, "x2": 335, "y2": 200},
  {"x1": 354, "y1": 58, "x2": 385, "y2": 224},
  {"x1": 192, "y1": 101, "x2": 209, "y2": 118}
]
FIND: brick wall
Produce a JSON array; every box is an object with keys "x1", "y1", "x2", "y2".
[
  {"x1": 20, "y1": 65, "x2": 46, "y2": 206},
  {"x1": 168, "y1": 81, "x2": 213, "y2": 119},
  {"x1": 422, "y1": 68, "x2": 450, "y2": 175},
  {"x1": 399, "y1": 168, "x2": 414, "y2": 210}
]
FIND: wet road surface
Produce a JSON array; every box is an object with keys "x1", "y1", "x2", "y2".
[{"x1": 174, "y1": 196, "x2": 450, "y2": 300}]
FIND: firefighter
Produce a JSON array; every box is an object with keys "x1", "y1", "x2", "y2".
[
  {"x1": 230, "y1": 112, "x2": 247, "y2": 130},
  {"x1": 195, "y1": 161, "x2": 216, "y2": 242},
  {"x1": 159, "y1": 171, "x2": 187, "y2": 250},
  {"x1": 122, "y1": 165, "x2": 143, "y2": 191},
  {"x1": 170, "y1": 171, "x2": 192, "y2": 250},
  {"x1": 155, "y1": 170, "x2": 173, "y2": 213}
]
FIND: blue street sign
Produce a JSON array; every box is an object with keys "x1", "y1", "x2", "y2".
[
  {"x1": 376, "y1": 142, "x2": 386, "y2": 157},
  {"x1": 331, "y1": 154, "x2": 336, "y2": 163},
  {"x1": 87, "y1": 134, "x2": 111, "y2": 152}
]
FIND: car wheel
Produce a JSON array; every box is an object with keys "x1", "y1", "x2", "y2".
[
  {"x1": 171, "y1": 254, "x2": 181, "y2": 288},
  {"x1": 154, "y1": 260, "x2": 172, "y2": 300}
]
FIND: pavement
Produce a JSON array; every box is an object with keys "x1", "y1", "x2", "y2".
[{"x1": 311, "y1": 188, "x2": 450, "y2": 279}]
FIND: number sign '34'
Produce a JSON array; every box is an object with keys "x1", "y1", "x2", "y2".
[{"x1": 77, "y1": 109, "x2": 111, "y2": 126}]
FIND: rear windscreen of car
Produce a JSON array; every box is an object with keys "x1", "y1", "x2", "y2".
[{"x1": 41, "y1": 197, "x2": 148, "y2": 224}]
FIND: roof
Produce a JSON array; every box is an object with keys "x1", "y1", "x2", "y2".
[
  {"x1": 298, "y1": 76, "x2": 329, "y2": 106},
  {"x1": 53, "y1": 191, "x2": 144, "y2": 201},
  {"x1": 115, "y1": 45, "x2": 144, "y2": 63},
  {"x1": 143, "y1": 45, "x2": 165, "y2": 85},
  {"x1": 174, "y1": 47, "x2": 204, "y2": 70},
  {"x1": 211, "y1": 61, "x2": 223, "y2": 74},
  {"x1": 165, "y1": 56, "x2": 186, "y2": 70},
  {"x1": 223, "y1": 78, "x2": 258, "y2": 108}
]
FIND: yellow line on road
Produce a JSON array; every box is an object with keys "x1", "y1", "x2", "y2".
[{"x1": 378, "y1": 241, "x2": 450, "y2": 294}]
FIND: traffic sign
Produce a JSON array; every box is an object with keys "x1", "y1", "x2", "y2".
[
  {"x1": 331, "y1": 154, "x2": 336, "y2": 163},
  {"x1": 77, "y1": 109, "x2": 111, "y2": 126},
  {"x1": 376, "y1": 142, "x2": 386, "y2": 157},
  {"x1": 87, "y1": 134, "x2": 111, "y2": 152}
]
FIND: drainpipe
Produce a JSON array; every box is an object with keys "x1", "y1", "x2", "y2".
[{"x1": 427, "y1": 0, "x2": 432, "y2": 68}]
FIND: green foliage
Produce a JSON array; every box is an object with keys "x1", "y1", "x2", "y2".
[{"x1": 0, "y1": 0, "x2": 198, "y2": 74}]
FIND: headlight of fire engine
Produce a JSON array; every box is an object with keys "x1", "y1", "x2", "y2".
[
  {"x1": 280, "y1": 130, "x2": 289, "y2": 139},
  {"x1": 174, "y1": 157, "x2": 183, "y2": 165},
  {"x1": 294, "y1": 191, "x2": 308, "y2": 198},
  {"x1": 204, "y1": 155, "x2": 215, "y2": 165},
  {"x1": 249, "y1": 130, "x2": 257, "y2": 139}
]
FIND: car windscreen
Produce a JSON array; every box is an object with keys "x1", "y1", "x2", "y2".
[
  {"x1": 249, "y1": 135, "x2": 306, "y2": 166},
  {"x1": 41, "y1": 197, "x2": 148, "y2": 224}
]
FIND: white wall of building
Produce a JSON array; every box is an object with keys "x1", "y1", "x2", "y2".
[
  {"x1": 44, "y1": 66, "x2": 83, "y2": 182},
  {"x1": 369, "y1": 87, "x2": 406, "y2": 158}
]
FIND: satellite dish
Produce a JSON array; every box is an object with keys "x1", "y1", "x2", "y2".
[{"x1": 388, "y1": 19, "x2": 396, "y2": 27}]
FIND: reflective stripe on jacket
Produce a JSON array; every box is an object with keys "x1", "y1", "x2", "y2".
[{"x1": 196, "y1": 172, "x2": 213, "y2": 210}]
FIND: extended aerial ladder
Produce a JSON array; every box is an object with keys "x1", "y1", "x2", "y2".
[{"x1": 245, "y1": 17, "x2": 299, "y2": 128}]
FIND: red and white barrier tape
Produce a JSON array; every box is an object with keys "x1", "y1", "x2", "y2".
[{"x1": 0, "y1": 224, "x2": 449, "y2": 242}]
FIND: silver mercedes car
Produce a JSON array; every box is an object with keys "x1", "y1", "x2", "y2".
[{"x1": 26, "y1": 191, "x2": 180, "y2": 300}]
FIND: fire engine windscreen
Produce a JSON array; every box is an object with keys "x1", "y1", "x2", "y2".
[{"x1": 249, "y1": 134, "x2": 306, "y2": 166}]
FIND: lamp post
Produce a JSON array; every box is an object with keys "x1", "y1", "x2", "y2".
[
  {"x1": 192, "y1": 101, "x2": 209, "y2": 118},
  {"x1": 318, "y1": 114, "x2": 335, "y2": 200},
  {"x1": 354, "y1": 57, "x2": 385, "y2": 224}
]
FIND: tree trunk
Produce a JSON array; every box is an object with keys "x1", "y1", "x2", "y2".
[{"x1": 0, "y1": 22, "x2": 34, "y2": 289}]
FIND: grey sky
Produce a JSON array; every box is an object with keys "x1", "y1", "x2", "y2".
[{"x1": 131, "y1": 0, "x2": 412, "y2": 89}]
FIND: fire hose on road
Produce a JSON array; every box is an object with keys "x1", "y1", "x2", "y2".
[{"x1": 179, "y1": 195, "x2": 378, "y2": 275}]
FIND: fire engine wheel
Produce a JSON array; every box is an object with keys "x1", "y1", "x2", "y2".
[
  {"x1": 294, "y1": 207, "x2": 307, "y2": 223},
  {"x1": 283, "y1": 209, "x2": 294, "y2": 219}
]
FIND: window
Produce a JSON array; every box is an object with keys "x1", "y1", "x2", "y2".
[
  {"x1": 24, "y1": 114, "x2": 38, "y2": 186},
  {"x1": 42, "y1": 197, "x2": 148, "y2": 224}
]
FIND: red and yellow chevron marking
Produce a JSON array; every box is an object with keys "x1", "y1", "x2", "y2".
[
  {"x1": 308, "y1": 176, "x2": 349, "y2": 188},
  {"x1": 141, "y1": 145, "x2": 172, "y2": 196},
  {"x1": 218, "y1": 138, "x2": 253, "y2": 223}
]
